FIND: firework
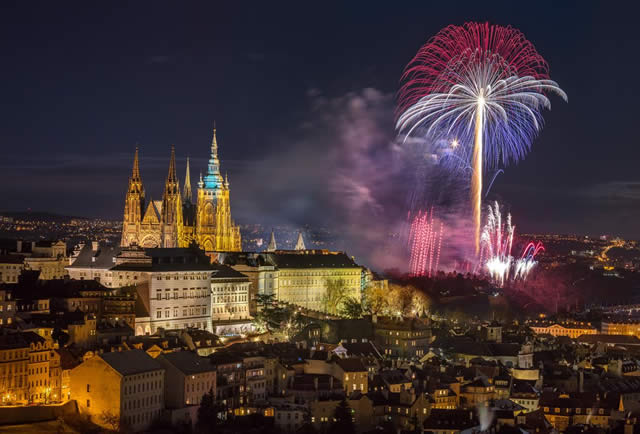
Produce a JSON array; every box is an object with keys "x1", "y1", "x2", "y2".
[
  {"x1": 480, "y1": 201, "x2": 514, "y2": 286},
  {"x1": 513, "y1": 241, "x2": 544, "y2": 280},
  {"x1": 480, "y1": 203, "x2": 544, "y2": 285},
  {"x1": 409, "y1": 209, "x2": 444, "y2": 277},
  {"x1": 397, "y1": 22, "x2": 567, "y2": 254}
]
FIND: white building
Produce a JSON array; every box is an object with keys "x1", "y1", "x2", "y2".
[
  {"x1": 210, "y1": 264, "x2": 251, "y2": 322},
  {"x1": 67, "y1": 244, "x2": 214, "y2": 335}
]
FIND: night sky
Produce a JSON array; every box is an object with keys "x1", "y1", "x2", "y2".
[{"x1": 1, "y1": 1, "x2": 639, "y2": 239}]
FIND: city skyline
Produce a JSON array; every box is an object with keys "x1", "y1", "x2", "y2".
[{"x1": 1, "y1": 2, "x2": 639, "y2": 240}]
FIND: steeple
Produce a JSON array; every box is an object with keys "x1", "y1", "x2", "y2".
[
  {"x1": 127, "y1": 147, "x2": 144, "y2": 195},
  {"x1": 183, "y1": 157, "x2": 192, "y2": 202},
  {"x1": 295, "y1": 231, "x2": 306, "y2": 251},
  {"x1": 167, "y1": 145, "x2": 178, "y2": 184},
  {"x1": 266, "y1": 229, "x2": 277, "y2": 252},
  {"x1": 224, "y1": 172, "x2": 229, "y2": 189},
  {"x1": 203, "y1": 122, "x2": 224, "y2": 189},
  {"x1": 132, "y1": 146, "x2": 141, "y2": 181}
]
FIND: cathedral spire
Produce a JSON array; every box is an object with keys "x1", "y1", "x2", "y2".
[
  {"x1": 266, "y1": 229, "x2": 277, "y2": 252},
  {"x1": 203, "y1": 122, "x2": 224, "y2": 189},
  {"x1": 167, "y1": 145, "x2": 178, "y2": 184},
  {"x1": 295, "y1": 231, "x2": 306, "y2": 251},
  {"x1": 132, "y1": 146, "x2": 141, "y2": 181},
  {"x1": 183, "y1": 156, "x2": 192, "y2": 202}
]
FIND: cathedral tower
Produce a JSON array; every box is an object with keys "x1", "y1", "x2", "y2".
[
  {"x1": 195, "y1": 125, "x2": 242, "y2": 251},
  {"x1": 161, "y1": 145, "x2": 184, "y2": 248},
  {"x1": 121, "y1": 148, "x2": 146, "y2": 246}
]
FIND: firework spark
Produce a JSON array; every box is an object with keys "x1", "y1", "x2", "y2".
[
  {"x1": 397, "y1": 22, "x2": 567, "y2": 254},
  {"x1": 409, "y1": 209, "x2": 444, "y2": 277},
  {"x1": 480, "y1": 203, "x2": 544, "y2": 285},
  {"x1": 513, "y1": 241, "x2": 544, "y2": 280},
  {"x1": 480, "y1": 201, "x2": 514, "y2": 286}
]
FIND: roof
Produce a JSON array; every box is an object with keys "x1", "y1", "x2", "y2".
[
  {"x1": 99, "y1": 349, "x2": 163, "y2": 376},
  {"x1": 334, "y1": 357, "x2": 366, "y2": 372},
  {"x1": 0, "y1": 254, "x2": 25, "y2": 264},
  {"x1": 265, "y1": 252, "x2": 361, "y2": 269},
  {"x1": 0, "y1": 332, "x2": 31, "y2": 350},
  {"x1": 211, "y1": 263, "x2": 249, "y2": 280},
  {"x1": 67, "y1": 244, "x2": 122, "y2": 269},
  {"x1": 423, "y1": 409, "x2": 478, "y2": 430},
  {"x1": 160, "y1": 351, "x2": 216, "y2": 375},
  {"x1": 577, "y1": 334, "x2": 640, "y2": 345}
]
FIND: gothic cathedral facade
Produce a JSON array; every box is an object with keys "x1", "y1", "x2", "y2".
[{"x1": 120, "y1": 127, "x2": 242, "y2": 251}]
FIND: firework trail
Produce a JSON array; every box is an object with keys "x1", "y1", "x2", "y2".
[
  {"x1": 396, "y1": 22, "x2": 567, "y2": 255},
  {"x1": 409, "y1": 209, "x2": 444, "y2": 277},
  {"x1": 513, "y1": 241, "x2": 544, "y2": 280}
]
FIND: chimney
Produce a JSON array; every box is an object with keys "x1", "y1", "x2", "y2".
[
  {"x1": 16, "y1": 240, "x2": 22, "y2": 253},
  {"x1": 91, "y1": 241, "x2": 99, "y2": 252}
]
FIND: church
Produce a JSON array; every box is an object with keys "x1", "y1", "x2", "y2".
[{"x1": 120, "y1": 126, "x2": 242, "y2": 251}]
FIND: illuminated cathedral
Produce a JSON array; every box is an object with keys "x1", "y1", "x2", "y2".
[{"x1": 120, "y1": 126, "x2": 242, "y2": 251}]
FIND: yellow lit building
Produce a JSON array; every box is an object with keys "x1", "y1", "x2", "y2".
[
  {"x1": 0, "y1": 333, "x2": 30, "y2": 404},
  {"x1": 267, "y1": 251, "x2": 362, "y2": 313},
  {"x1": 71, "y1": 350, "x2": 165, "y2": 431},
  {"x1": 529, "y1": 322, "x2": 597, "y2": 339},
  {"x1": 120, "y1": 126, "x2": 241, "y2": 252},
  {"x1": 24, "y1": 241, "x2": 68, "y2": 280},
  {"x1": 601, "y1": 320, "x2": 640, "y2": 338}
]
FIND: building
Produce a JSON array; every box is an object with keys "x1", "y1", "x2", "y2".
[
  {"x1": 71, "y1": 349, "x2": 165, "y2": 431},
  {"x1": 24, "y1": 241, "x2": 68, "y2": 280},
  {"x1": 0, "y1": 255, "x2": 24, "y2": 284},
  {"x1": 528, "y1": 321, "x2": 598, "y2": 339},
  {"x1": 333, "y1": 357, "x2": 369, "y2": 395},
  {"x1": 68, "y1": 244, "x2": 215, "y2": 335},
  {"x1": 220, "y1": 252, "x2": 279, "y2": 315},
  {"x1": 156, "y1": 351, "x2": 216, "y2": 424},
  {"x1": 373, "y1": 316, "x2": 431, "y2": 359},
  {"x1": 210, "y1": 264, "x2": 251, "y2": 322},
  {"x1": 0, "y1": 290, "x2": 16, "y2": 326},
  {"x1": 0, "y1": 332, "x2": 30, "y2": 404},
  {"x1": 602, "y1": 319, "x2": 640, "y2": 338},
  {"x1": 120, "y1": 127, "x2": 241, "y2": 252}
]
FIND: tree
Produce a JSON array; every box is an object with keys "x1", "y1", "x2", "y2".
[
  {"x1": 362, "y1": 284, "x2": 388, "y2": 315},
  {"x1": 331, "y1": 399, "x2": 356, "y2": 434},
  {"x1": 254, "y1": 294, "x2": 285, "y2": 332},
  {"x1": 411, "y1": 291, "x2": 431, "y2": 317},
  {"x1": 196, "y1": 389, "x2": 223, "y2": 433},
  {"x1": 387, "y1": 284, "x2": 413, "y2": 317},
  {"x1": 339, "y1": 297, "x2": 363, "y2": 319},
  {"x1": 322, "y1": 279, "x2": 348, "y2": 315},
  {"x1": 100, "y1": 410, "x2": 120, "y2": 431}
]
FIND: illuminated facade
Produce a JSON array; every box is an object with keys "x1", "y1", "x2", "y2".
[
  {"x1": 529, "y1": 322, "x2": 598, "y2": 339},
  {"x1": 120, "y1": 126, "x2": 241, "y2": 252}
]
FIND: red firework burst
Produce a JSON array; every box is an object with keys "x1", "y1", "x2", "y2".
[{"x1": 397, "y1": 22, "x2": 550, "y2": 117}]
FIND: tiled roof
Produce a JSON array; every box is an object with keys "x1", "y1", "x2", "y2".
[
  {"x1": 211, "y1": 263, "x2": 249, "y2": 280},
  {"x1": 160, "y1": 351, "x2": 216, "y2": 375},
  {"x1": 334, "y1": 357, "x2": 366, "y2": 372},
  {"x1": 100, "y1": 349, "x2": 163, "y2": 376},
  {"x1": 0, "y1": 254, "x2": 25, "y2": 264},
  {"x1": 577, "y1": 334, "x2": 640, "y2": 345},
  {"x1": 266, "y1": 252, "x2": 361, "y2": 269}
]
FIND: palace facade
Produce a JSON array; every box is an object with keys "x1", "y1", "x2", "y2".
[{"x1": 121, "y1": 126, "x2": 241, "y2": 252}]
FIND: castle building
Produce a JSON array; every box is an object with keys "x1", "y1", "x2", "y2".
[{"x1": 120, "y1": 126, "x2": 241, "y2": 252}]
